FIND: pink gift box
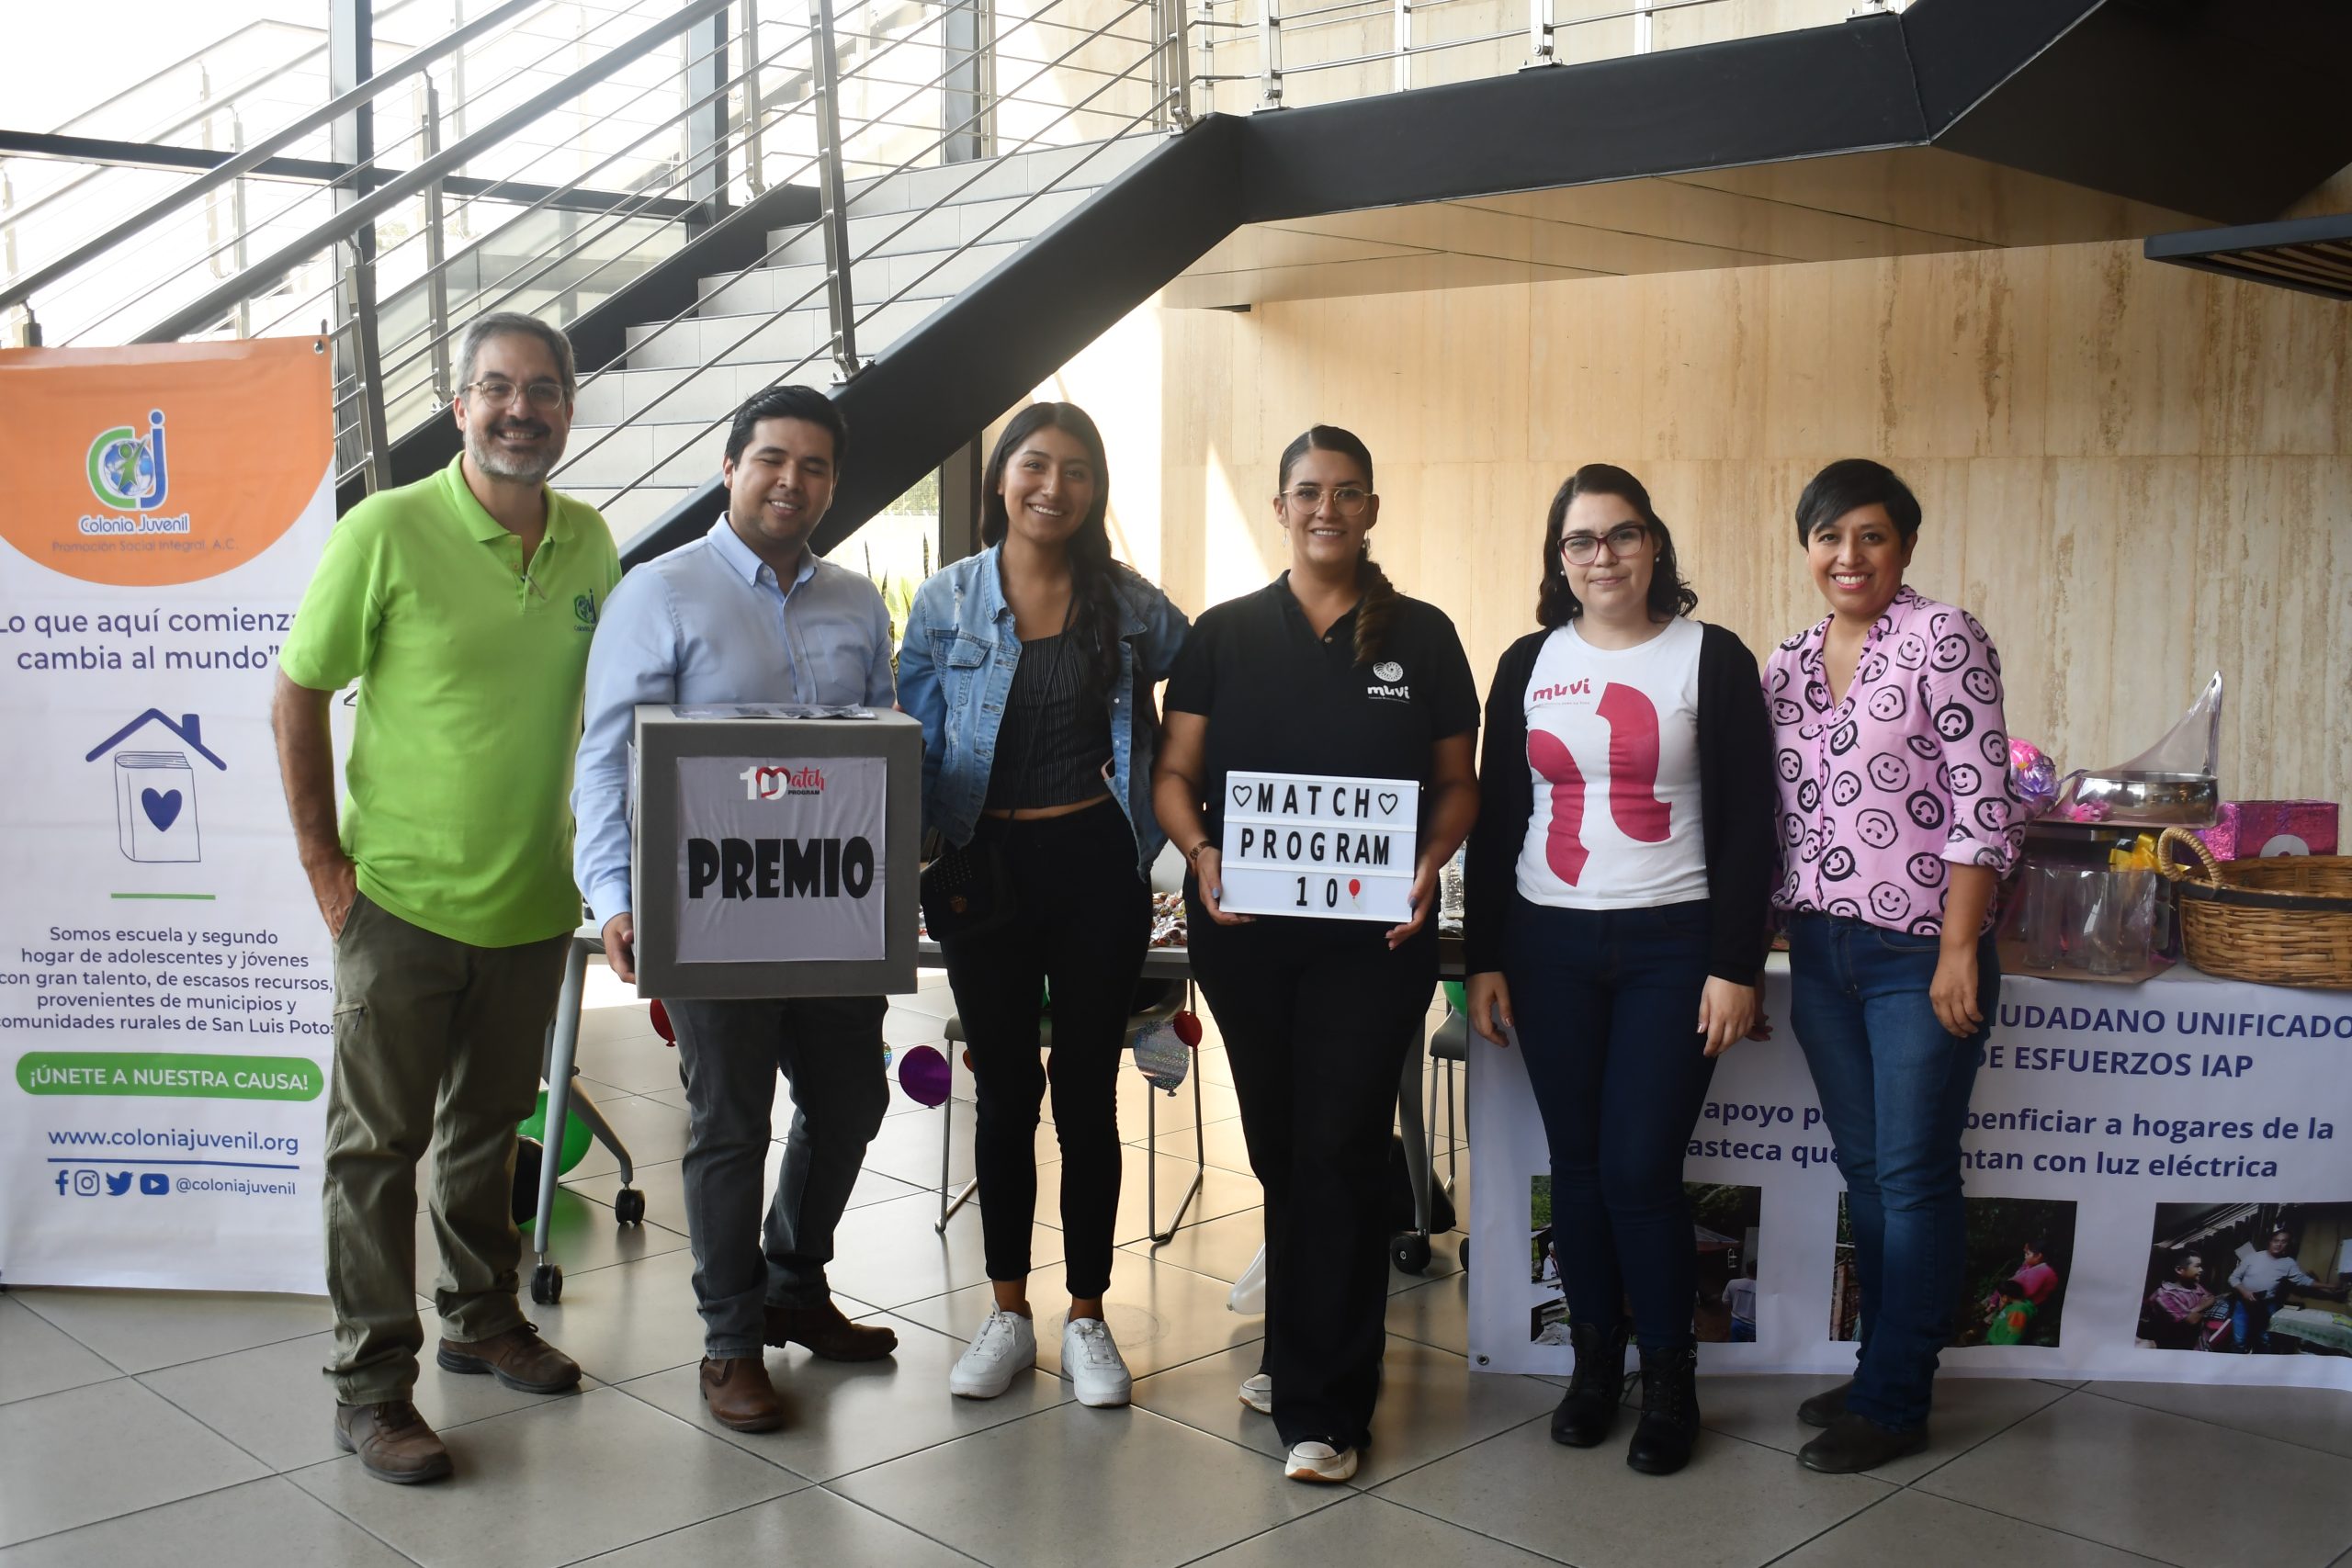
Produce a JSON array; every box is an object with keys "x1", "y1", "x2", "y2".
[{"x1": 2192, "y1": 800, "x2": 2339, "y2": 862}]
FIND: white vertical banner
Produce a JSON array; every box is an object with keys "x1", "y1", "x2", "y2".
[
  {"x1": 0, "y1": 341, "x2": 336, "y2": 1292},
  {"x1": 1470, "y1": 964, "x2": 2352, "y2": 1390}
]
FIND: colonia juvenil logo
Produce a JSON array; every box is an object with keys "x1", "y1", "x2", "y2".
[
  {"x1": 741, "y1": 762, "x2": 826, "y2": 798},
  {"x1": 82, "y1": 411, "x2": 190, "y2": 537},
  {"x1": 2, "y1": 337, "x2": 331, "y2": 588}
]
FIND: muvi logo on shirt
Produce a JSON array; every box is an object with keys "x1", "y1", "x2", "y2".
[{"x1": 1366, "y1": 659, "x2": 1409, "y2": 702}]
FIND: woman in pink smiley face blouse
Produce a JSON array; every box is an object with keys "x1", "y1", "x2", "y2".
[{"x1": 1764, "y1": 459, "x2": 2022, "y2": 1478}]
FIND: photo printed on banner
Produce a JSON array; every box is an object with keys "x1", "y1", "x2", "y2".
[
  {"x1": 1527, "y1": 1176, "x2": 1763, "y2": 1345},
  {"x1": 2137, "y1": 1201, "x2": 2352, "y2": 1355},
  {"x1": 1830, "y1": 1193, "x2": 2077, "y2": 1349}
]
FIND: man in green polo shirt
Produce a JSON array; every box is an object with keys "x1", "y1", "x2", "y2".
[{"x1": 273, "y1": 312, "x2": 619, "y2": 1484}]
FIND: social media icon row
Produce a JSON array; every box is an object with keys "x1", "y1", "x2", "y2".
[{"x1": 54, "y1": 1170, "x2": 170, "y2": 1196}]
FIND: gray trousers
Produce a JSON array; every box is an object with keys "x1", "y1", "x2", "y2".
[
  {"x1": 665, "y1": 995, "x2": 891, "y2": 1358},
  {"x1": 323, "y1": 893, "x2": 569, "y2": 1403}
]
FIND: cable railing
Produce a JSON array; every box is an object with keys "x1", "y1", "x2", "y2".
[
  {"x1": 552, "y1": 0, "x2": 1182, "y2": 518},
  {"x1": 77, "y1": 3, "x2": 692, "y2": 355},
  {"x1": 0, "y1": 0, "x2": 1187, "y2": 496},
  {"x1": 1192, "y1": 0, "x2": 1905, "y2": 112}
]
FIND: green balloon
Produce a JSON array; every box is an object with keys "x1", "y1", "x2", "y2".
[
  {"x1": 516, "y1": 1089, "x2": 593, "y2": 1174},
  {"x1": 1442, "y1": 980, "x2": 1467, "y2": 1015}
]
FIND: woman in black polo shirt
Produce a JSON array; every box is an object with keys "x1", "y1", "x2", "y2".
[{"x1": 1154, "y1": 424, "x2": 1479, "y2": 1484}]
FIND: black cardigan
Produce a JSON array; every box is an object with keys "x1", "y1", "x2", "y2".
[{"x1": 1462, "y1": 620, "x2": 1778, "y2": 983}]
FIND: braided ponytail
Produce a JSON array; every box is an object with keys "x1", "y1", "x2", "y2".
[{"x1": 1352, "y1": 550, "x2": 1399, "y2": 669}]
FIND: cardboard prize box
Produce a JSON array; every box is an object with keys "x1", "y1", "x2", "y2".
[{"x1": 630, "y1": 705, "x2": 921, "y2": 998}]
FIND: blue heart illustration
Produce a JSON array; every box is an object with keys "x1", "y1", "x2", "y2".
[{"x1": 141, "y1": 788, "x2": 183, "y2": 831}]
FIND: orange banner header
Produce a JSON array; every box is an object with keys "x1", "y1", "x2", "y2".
[{"x1": 0, "y1": 339, "x2": 334, "y2": 588}]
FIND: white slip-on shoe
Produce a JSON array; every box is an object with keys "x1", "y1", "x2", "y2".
[
  {"x1": 948, "y1": 1308, "x2": 1037, "y2": 1399},
  {"x1": 1238, "y1": 1372, "x2": 1273, "y2": 1415},
  {"x1": 1061, "y1": 1316, "x2": 1133, "y2": 1408},
  {"x1": 1285, "y1": 1439, "x2": 1358, "y2": 1483}
]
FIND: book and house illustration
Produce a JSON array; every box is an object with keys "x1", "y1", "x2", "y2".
[{"x1": 85, "y1": 710, "x2": 226, "y2": 863}]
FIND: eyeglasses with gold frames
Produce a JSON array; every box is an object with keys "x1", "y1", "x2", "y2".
[{"x1": 1280, "y1": 483, "x2": 1372, "y2": 516}]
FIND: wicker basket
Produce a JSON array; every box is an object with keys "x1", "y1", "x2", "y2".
[{"x1": 2156, "y1": 828, "x2": 2352, "y2": 990}]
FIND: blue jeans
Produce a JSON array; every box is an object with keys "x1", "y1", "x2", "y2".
[
  {"x1": 2232, "y1": 1295, "x2": 2275, "y2": 1352},
  {"x1": 1503, "y1": 897, "x2": 1717, "y2": 1352},
  {"x1": 1786, "y1": 913, "x2": 1998, "y2": 1429}
]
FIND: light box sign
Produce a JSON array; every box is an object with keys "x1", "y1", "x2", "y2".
[
  {"x1": 1218, "y1": 770, "x2": 1418, "y2": 922},
  {"x1": 673, "y1": 753, "x2": 888, "y2": 963}
]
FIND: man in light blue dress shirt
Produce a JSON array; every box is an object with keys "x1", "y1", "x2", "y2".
[{"x1": 573, "y1": 386, "x2": 899, "y2": 1434}]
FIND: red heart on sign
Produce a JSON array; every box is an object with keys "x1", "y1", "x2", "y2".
[{"x1": 1348, "y1": 879, "x2": 1362, "y2": 897}]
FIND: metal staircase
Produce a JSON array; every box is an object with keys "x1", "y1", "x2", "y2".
[{"x1": 565, "y1": 133, "x2": 1157, "y2": 541}]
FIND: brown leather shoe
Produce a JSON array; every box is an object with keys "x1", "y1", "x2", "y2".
[
  {"x1": 334, "y1": 1400, "x2": 454, "y2": 1484},
  {"x1": 436, "y1": 1321, "x2": 582, "y2": 1394},
  {"x1": 700, "y1": 1356, "x2": 786, "y2": 1432},
  {"x1": 765, "y1": 1299, "x2": 899, "y2": 1361}
]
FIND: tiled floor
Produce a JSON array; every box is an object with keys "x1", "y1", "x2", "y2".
[{"x1": 8, "y1": 971, "x2": 2352, "y2": 1567}]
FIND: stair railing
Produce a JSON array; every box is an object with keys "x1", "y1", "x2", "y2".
[
  {"x1": 13, "y1": 0, "x2": 1186, "y2": 504},
  {"x1": 557, "y1": 0, "x2": 1192, "y2": 520}
]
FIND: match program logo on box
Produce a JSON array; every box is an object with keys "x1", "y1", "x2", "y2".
[{"x1": 741, "y1": 762, "x2": 827, "y2": 798}]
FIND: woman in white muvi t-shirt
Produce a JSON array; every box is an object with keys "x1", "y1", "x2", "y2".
[{"x1": 1462, "y1": 463, "x2": 1777, "y2": 1477}]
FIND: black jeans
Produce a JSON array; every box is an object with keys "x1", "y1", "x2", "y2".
[
  {"x1": 937, "y1": 800, "x2": 1151, "y2": 1299},
  {"x1": 1187, "y1": 899, "x2": 1436, "y2": 1450},
  {"x1": 1502, "y1": 896, "x2": 1718, "y2": 1352},
  {"x1": 665, "y1": 993, "x2": 891, "y2": 1358}
]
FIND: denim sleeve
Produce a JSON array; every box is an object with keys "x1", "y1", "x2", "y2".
[
  {"x1": 1136, "y1": 581, "x2": 1192, "y2": 683},
  {"x1": 896, "y1": 587, "x2": 948, "y2": 838},
  {"x1": 572, "y1": 570, "x2": 682, "y2": 927}
]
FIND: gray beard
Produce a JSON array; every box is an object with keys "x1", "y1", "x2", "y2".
[{"x1": 469, "y1": 429, "x2": 560, "y2": 484}]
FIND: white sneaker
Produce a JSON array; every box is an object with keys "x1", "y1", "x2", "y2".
[
  {"x1": 948, "y1": 1308, "x2": 1036, "y2": 1399},
  {"x1": 1238, "y1": 1372, "x2": 1273, "y2": 1415},
  {"x1": 1284, "y1": 1439, "x2": 1358, "y2": 1483},
  {"x1": 1061, "y1": 1316, "x2": 1133, "y2": 1407}
]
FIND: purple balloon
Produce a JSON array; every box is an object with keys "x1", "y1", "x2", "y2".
[{"x1": 898, "y1": 1043, "x2": 953, "y2": 1108}]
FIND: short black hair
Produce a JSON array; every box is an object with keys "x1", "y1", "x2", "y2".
[
  {"x1": 1793, "y1": 457, "x2": 1920, "y2": 547},
  {"x1": 726, "y1": 385, "x2": 847, "y2": 469}
]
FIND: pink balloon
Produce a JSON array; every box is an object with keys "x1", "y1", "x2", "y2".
[{"x1": 898, "y1": 1044, "x2": 953, "y2": 1108}]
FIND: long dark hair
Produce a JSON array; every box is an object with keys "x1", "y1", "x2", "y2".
[
  {"x1": 1277, "y1": 423, "x2": 1397, "y2": 668},
  {"x1": 980, "y1": 401, "x2": 1128, "y2": 694},
  {"x1": 1535, "y1": 463, "x2": 1698, "y2": 627}
]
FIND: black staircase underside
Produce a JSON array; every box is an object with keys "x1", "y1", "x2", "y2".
[{"x1": 403, "y1": 0, "x2": 2340, "y2": 566}]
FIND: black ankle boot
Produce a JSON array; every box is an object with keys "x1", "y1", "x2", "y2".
[
  {"x1": 1550, "y1": 1319, "x2": 1628, "y2": 1447},
  {"x1": 1626, "y1": 1345, "x2": 1700, "y2": 1474}
]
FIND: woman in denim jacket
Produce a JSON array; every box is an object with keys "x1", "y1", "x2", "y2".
[{"x1": 897, "y1": 402, "x2": 1189, "y2": 1409}]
